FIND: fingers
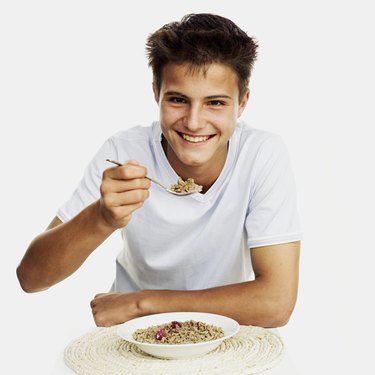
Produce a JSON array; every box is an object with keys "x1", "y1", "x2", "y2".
[
  {"x1": 90, "y1": 294, "x2": 110, "y2": 327},
  {"x1": 101, "y1": 190, "x2": 149, "y2": 209},
  {"x1": 101, "y1": 176, "x2": 150, "y2": 196},
  {"x1": 99, "y1": 161, "x2": 151, "y2": 229},
  {"x1": 104, "y1": 161, "x2": 147, "y2": 182},
  {"x1": 102, "y1": 161, "x2": 150, "y2": 196},
  {"x1": 126, "y1": 159, "x2": 140, "y2": 166},
  {"x1": 90, "y1": 292, "x2": 130, "y2": 327},
  {"x1": 93, "y1": 293, "x2": 107, "y2": 299}
]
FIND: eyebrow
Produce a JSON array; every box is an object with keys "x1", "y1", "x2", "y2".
[{"x1": 164, "y1": 91, "x2": 233, "y2": 100}]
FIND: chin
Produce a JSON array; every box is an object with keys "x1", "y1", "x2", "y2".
[{"x1": 177, "y1": 153, "x2": 208, "y2": 167}]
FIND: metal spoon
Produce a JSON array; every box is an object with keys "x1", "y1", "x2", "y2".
[{"x1": 105, "y1": 159, "x2": 199, "y2": 196}]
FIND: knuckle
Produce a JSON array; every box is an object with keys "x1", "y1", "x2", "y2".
[
  {"x1": 94, "y1": 316, "x2": 105, "y2": 327},
  {"x1": 102, "y1": 168, "x2": 113, "y2": 181},
  {"x1": 102, "y1": 194, "x2": 115, "y2": 207},
  {"x1": 119, "y1": 166, "x2": 131, "y2": 179},
  {"x1": 102, "y1": 169, "x2": 109, "y2": 179},
  {"x1": 100, "y1": 178, "x2": 113, "y2": 195},
  {"x1": 100, "y1": 183, "x2": 108, "y2": 195}
]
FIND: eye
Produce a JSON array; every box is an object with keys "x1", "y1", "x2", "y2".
[
  {"x1": 170, "y1": 97, "x2": 187, "y2": 104},
  {"x1": 208, "y1": 100, "x2": 225, "y2": 107}
]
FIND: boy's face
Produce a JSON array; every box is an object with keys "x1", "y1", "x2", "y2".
[{"x1": 155, "y1": 62, "x2": 249, "y2": 176}]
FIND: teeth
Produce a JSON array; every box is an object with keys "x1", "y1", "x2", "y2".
[{"x1": 182, "y1": 134, "x2": 210, "y2": 142}]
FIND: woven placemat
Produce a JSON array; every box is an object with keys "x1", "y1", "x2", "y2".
[{"x1": 64, "y1": 325, "x2": 284, "y2": 375}]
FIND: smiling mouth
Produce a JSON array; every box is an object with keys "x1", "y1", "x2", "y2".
[{"x1": 178, "y1": 132, "x2": 214, "y2": 143}]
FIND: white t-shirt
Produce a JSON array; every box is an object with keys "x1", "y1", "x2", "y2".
[{"x1": 57, "y1": 121, "x2": 302, "y2": 292}]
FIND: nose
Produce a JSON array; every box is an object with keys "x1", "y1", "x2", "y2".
[{"x1": 184, "y1": 103, "x2": 204, "y2": 131}]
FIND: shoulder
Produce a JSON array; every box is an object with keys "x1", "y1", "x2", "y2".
[
  {"x1": 104, "y1": 123, "x2": 158, "y2": 157},
  {"x1": 99, "y1": 122, "x2": 160, "y2": 164},
  {"x1": 109, "y1": 123, "x2": 155, "y2": 143},
  {"x1": 236, "y1": 122, "x2": 288, "y2": 159}
]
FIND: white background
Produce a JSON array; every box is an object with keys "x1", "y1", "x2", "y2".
[{"x1": 1, "y1": 0, "x2": 374, "y2": 374}]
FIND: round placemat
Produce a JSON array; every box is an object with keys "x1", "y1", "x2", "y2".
[{"x1": 64, "y1": 325, "x2": 284, "y2": 375}]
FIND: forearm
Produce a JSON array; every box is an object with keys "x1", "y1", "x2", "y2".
[
  {"x1": 91, "y1": 243, "x2": 299, "y2": 328},
  {"x1": 17, "y1": 201, "x2": 115, "y2": 292},
  {"x1": 139, "y1": 280, "x2": 296, "y2": 328}
]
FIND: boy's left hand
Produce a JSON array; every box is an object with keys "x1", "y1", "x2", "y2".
[{"x1": 90, "y1": 292, "x2": 143, "y2": 327}]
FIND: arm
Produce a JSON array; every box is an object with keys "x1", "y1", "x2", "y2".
[
  {"x1": 90, "y1": 241, "x2": 300, "y2": 327},
  {"x1": 16, "y1": 161, "x2": 150, "y2": 293}
]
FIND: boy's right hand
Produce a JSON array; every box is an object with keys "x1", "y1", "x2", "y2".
[{"x1": 98, "y1": 160, "x2": 151, "y2": 229}]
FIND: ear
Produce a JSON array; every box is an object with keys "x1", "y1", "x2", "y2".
[
  {"x1": 152, "y1": 82, "x2": 159, "y2": 104},
  {"x1": 238, "y1": 89, "x2": 250, "y2": 118}
]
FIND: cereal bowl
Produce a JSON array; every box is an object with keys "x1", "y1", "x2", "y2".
[{"x1": 117, "y1": 312, "x2": 240, "y2": 359}]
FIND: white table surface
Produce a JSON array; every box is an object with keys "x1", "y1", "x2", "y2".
[{"x1": 51, "y1": 326, "x2": 299, "y2": 375}]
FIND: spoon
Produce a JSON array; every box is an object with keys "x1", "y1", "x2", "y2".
[{"x1": 105, "y1": 159, "x2": 199, "y2": 196}]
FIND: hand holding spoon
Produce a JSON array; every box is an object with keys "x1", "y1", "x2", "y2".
[{"x1": 105, "y1": 159, "x2": 201, "y2": 196}]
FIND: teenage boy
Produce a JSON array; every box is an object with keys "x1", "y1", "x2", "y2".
[{"x1": 17, "y1": 13, "x2": 302, "y2": 328}]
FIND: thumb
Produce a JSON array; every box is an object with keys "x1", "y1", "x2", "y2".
[{"x1": 125, "y1": 159, "x2": 140, "y2": 166}]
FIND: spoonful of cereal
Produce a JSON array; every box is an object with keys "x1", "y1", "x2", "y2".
[{"x1": 106, "y1": 159, "x2": 202, "y2": 196}]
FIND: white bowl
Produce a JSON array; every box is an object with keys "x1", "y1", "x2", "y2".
[{"x1": 117, "y1": 312, "x2": 240, "y2": 359}]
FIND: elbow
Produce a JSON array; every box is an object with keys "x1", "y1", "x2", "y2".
[
  {"x1": 244, "y1": 298, "x2": 296, "y2": 328},
  {"x1": 251, "y1": 311, "x2": 291, "y2": 329},
  {"x1": 16, "y1": 264, "x2": 36, "y2": 293},
  {"x1": 264, "y1": 299, "x2": 296, "y2": 328},
  {"x1": 269, "y1": 310, "x2": 291, "y2": 328},
  {"x1": 16, "y1": 264, "x2": 49, "y2": 293}
]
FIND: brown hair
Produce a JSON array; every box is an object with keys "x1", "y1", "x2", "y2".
[{"x1": 146, "y1": 13, "x2": 258, "y2": 99}]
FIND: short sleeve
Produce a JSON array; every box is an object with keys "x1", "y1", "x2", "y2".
[
  {"x1": 57, "y1": 137, "x2": 118, "y2": 222},
  {"x1": 246, "y1": 135, "x2": 302, "y2": 248}
]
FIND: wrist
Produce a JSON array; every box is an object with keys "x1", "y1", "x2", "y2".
[
  {"x1": 137, "y1": 290, "x2": 158, "y2": 316},
  {"x1": 137, "y1": 289, "x2": 200, "y2": 316},
  {"x1": 92, "y1": 201, "x2": 118, "y2": 234}
]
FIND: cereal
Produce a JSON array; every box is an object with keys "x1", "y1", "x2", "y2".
[
  {"x1": 133, "y1": 320, "x2": 224, "y2": 344},
  {"x1": 170, "y1": 177, "x2": 203, "y2": 194}
]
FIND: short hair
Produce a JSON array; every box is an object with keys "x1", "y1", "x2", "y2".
[{"x1": 146, "y1": 13, "x2": 258, "y2": 99}]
